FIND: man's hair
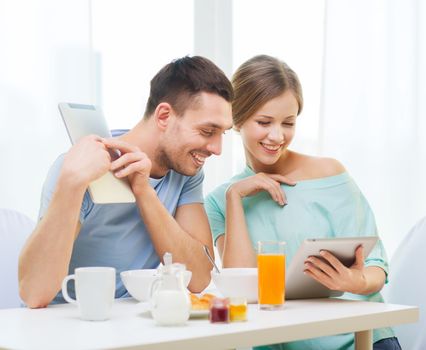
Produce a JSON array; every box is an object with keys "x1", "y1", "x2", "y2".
[{"x1": 144, "y1": 56, "x2": 233, "y2": 118}]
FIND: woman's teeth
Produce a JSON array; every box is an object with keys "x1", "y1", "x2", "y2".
[{"x1": 260, "y1": 143, "x2": 281, "y2": 151}]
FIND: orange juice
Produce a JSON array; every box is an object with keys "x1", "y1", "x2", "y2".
[{"x1": 257, "y1": 254, "x2": 286, "y2": 306}]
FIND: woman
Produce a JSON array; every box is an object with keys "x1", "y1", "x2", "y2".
[{"x1": 205, "y1": 55, "x2": 400, "y2": 350}]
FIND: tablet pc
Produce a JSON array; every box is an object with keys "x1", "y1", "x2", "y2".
[
  {"x1": 58, "y1": 102, "x2": 136, "y2": 204},
  {"x1": 285, "y1": 236, "x2": 378, "y2": 300}
]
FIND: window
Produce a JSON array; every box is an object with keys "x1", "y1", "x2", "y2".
[
  {"x1": 91, "y1": 0, "x2": 194, "y2": 128},
  {"x1": 232, "y1": 0, "x2": 326, "y2": 172}
]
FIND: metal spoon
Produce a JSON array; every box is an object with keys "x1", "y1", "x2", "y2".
[{"x1": 203, "y1": 245, "x2": 220, "y2": 274}]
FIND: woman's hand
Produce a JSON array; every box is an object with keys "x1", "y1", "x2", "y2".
[
  {"x1": 303, "y1": 246, "x2": 369, "y2": 295},
  {"x1": 226, "y1": 173, "x2": 296, "y2": 206}
]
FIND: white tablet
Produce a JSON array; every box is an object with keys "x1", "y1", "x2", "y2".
[
  {"x1": 58, "y1": 102, "x2": 136, "y2": 204},
  {"x1": 285, "y1": 236, "x2": 378, "y2": 300}
]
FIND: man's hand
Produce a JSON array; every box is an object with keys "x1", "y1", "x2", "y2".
[
  {"x1": 103, "y1": 138, "x2": 152, "y2": 196},
  {"x1": 303, "y1": 246, "x2": 369, "y2": 294},
  {"x1": 61, "y1": 135, "x2": 112, "y2": 187},
  {"x1": 226, "y1": 173, "x2": 296, "y2": 206}
]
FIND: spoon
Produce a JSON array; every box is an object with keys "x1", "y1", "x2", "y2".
[{"x1": 203, "y1": 245, "x2": 220, "y2": 274}]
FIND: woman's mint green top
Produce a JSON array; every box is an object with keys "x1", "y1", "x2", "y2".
[{"x1": 205, "y1": 166, "x2": 394, "y2": 350}]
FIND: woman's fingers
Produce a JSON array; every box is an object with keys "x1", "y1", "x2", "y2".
[
  {"x1": 264, "y1": 173, "x2": 295, "y2": 204},
  {"x1": 303, "y1": 264, "x2": 337, "y2": 290},
  {"x1": 259, "y1": 176, "x2": 286, "y2": 205},
  {"x1": 353, "y1": 245, "x2": 365, "y2": 269},
  {"x1": 305, "y1": 248, "x2": 369, "y2": 293},
  {"x1": 317, "y1": 250, "x2": 346, "y2": 274},
  {"x1": 305, "y1": 256, "x2": 338, "y2": 278},
  {"x1": 230, "y1": 172, "x2": 291, "y2": 205}
]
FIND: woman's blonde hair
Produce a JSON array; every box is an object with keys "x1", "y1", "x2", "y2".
[{"x1": 232, "y1": 55, "x2": 303, "y2": 128}]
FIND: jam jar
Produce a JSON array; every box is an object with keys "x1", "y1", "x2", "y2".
[{"x1": 209, "y1": 297, "x2": 230, "y2": 323}]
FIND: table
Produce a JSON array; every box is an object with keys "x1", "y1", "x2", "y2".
[{"x1": 0, "y1": 298, "x2": 418, "y2": 350}]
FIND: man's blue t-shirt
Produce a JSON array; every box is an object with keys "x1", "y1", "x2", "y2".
[{"x1": 39, "y1": 130, "x2": 204, "y2": 303}]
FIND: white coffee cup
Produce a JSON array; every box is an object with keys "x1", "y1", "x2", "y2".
[{"x1": 61, "y1": 267, "x2": 116, "y2": 321}]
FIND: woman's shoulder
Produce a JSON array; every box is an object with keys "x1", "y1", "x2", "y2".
[
  {"x1": 290, "y1": 152, "x2": 346, "y2": 179},
  {"x1": 309, "y1": 156, "x2": 346, "y2": 177}
]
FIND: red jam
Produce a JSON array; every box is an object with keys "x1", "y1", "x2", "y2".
[{"x1": 209, "y1": 298, "x2": 229, "y2": 323}]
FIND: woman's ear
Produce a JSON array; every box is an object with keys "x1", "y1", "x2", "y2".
[{"x1": 154, "y1": 102, "x2": 173, "y2": 130}]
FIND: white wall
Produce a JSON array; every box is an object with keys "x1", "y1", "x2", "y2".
[
  {"x1": 91, "y1": 0, "x2": 194, "y2": 128},
  {"x1": 321, "y1": 0, "x2": 426, "y2": 256},
  {"x1": 1, "y1": 0, "x2": 424, "y2": 259},
  {"x1": 0, "y1": 0, "x2": 93, "y2": 220}
]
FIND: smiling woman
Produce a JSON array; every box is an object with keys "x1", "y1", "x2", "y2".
[
  {"x1": 238, "y1": 90, "x2": 299, "y2": 170},
  {"x1": 204, "y1": 54, "x2": 400, "y2": 350}
]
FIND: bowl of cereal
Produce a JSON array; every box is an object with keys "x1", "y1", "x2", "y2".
[
  {"x1": 121, "y1": 269, "x2": 192, "y2": 302},
  {"x1": 211, "y1": 268, "x2": 258, "y2": 303}
]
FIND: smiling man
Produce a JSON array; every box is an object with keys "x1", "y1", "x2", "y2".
[{"x1": 19, "y1": 56, "x2": 233, "y2": 308}]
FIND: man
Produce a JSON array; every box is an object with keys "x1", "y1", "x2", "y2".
[{"x1": 19, "y1": 56, "x2": 233, "y2": 308}]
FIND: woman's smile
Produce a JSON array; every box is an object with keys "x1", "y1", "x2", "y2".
[{"x1": 259, "y1": 142, "x2": 283, "y2": 154}]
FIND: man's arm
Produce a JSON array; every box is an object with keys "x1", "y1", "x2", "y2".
[
  {"x1": 105, "y1": 138, "x2": 213, "y2": 292},
  {"x1": 19, "y1": 187, "x2": 83, "y2": 308},
  {"x1": 138, "y1": 192, "x2": 214, "y2": 292},
  {"x1": 19, "y1": 135, "x2": 111, "y2": 308}
]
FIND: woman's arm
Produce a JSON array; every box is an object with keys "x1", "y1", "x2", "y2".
[
  {"x1": 220, "y1": 173, "x2": 295, "y2": 268},
  {"x1": 302, "y1": 158, "x2": 387, "y2": 295},
  {"x1": 219, "y1": 188, "x2": 257, "y2": 267}
]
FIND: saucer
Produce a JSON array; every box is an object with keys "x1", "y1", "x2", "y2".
[{"x1": 190, "y1": 309, "x2": 209, "y2": 318}]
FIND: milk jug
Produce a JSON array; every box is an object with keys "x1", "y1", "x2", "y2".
[{"x1": 150, "y1": 253, "x2": 190, "y2": 326}]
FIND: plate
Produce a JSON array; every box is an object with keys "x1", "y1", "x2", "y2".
[
  {"x1": 190, "y1": 309, "x2": 209, "y2": 318},
  {"x1": 137, "y1": 302, "x2": 209, "y2": 319}
]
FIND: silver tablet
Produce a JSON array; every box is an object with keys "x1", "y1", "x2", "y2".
[
  {"x1": 58, "y1": 102, "x2": 136, "y2": 204},
  {"x1": 286, "y1": 236, "x2": 378, "y2": 299}
]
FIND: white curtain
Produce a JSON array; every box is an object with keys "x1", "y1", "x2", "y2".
[
  {"x1": 1, "y1": 0, "x2": 425, "y2": 257},
  {"x1": 0, "y1": 0, "x2": 93, "y2": 219},
  {"x1": 321, "y1": 0, "x2": 426, "y2": 255}
]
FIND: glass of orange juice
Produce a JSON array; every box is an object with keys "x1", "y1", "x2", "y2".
[{"x1": 257, "y1": 241, "x2": 286, "y2": 310}]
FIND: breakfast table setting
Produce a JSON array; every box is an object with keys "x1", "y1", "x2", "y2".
[
  {"x1": 0, "y1": 293, "x2": 418, "y2": 350},
  {"x1": 0, "y1": 249, "x2": 419, "y2": 350}
]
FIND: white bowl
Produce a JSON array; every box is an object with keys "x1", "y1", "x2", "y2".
[
  {"x1": 211, "y1": 268, "x2": 258, "y2": 303},
  {"x1": 120, "y1": 269, "x2": 192, "y2": 302}
]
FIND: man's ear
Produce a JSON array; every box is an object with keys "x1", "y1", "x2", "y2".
[{"x1": 154, "y1": 102, "x2": 173, "y2": 130}]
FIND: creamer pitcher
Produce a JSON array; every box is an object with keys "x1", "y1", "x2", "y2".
[{"x1": 150, "y1": 253, "x2": 190, "y2": 326}]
